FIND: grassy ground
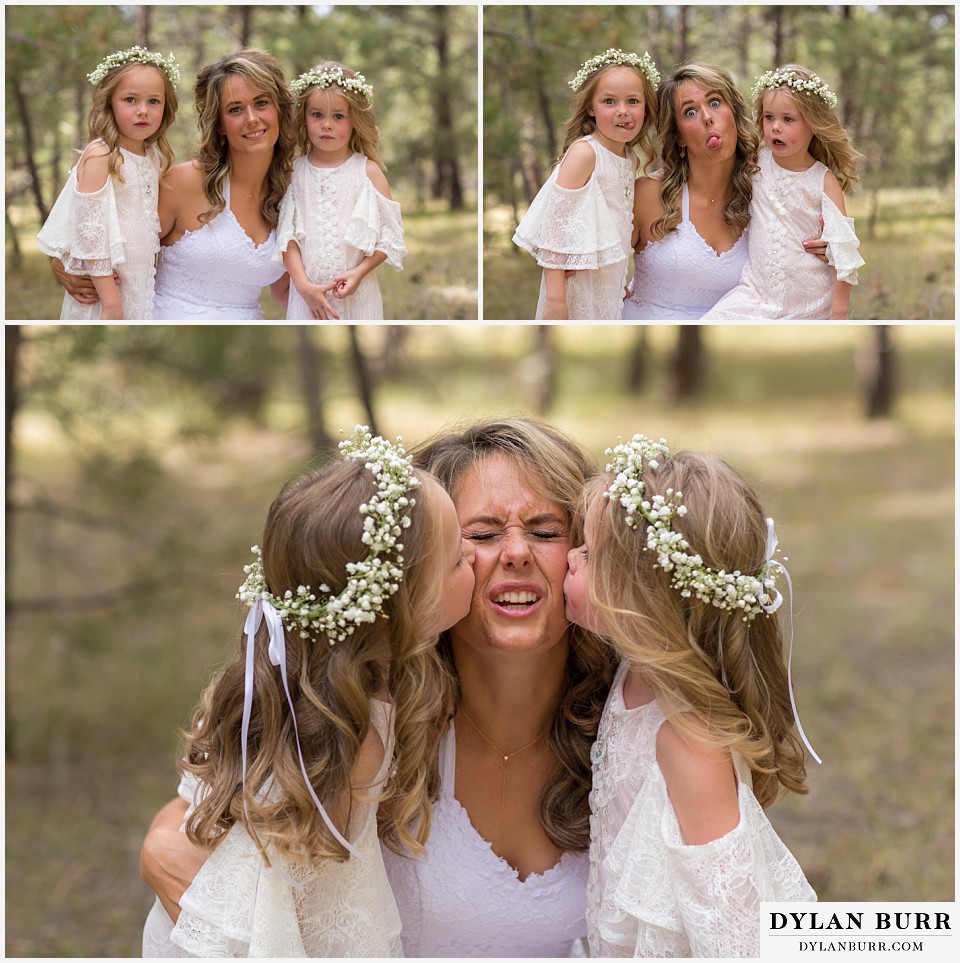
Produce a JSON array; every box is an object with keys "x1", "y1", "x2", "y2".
[
  {"x1": 4, "y1": 206, "x2": 478, "y2": 321},
  {"x1": 4, "y1": 325, "x2": 954, "y2": 956},
  {"x1": 483, "y1": 187, "x2": 955, "y2": 320}
]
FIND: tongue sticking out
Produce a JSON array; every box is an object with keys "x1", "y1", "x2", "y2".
[{"x1": 706, "y1": 134, "x2": 721, "y2": 150}]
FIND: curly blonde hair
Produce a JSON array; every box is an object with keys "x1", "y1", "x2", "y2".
[
  {"x1": 86, "y1": 61, "x2": 178, "y2": 181},
  {"x1": 296, "y1": 60, "x2": 386, "y2": 171},
  {"x1": 413, "y1": 418, "x2": 614, "y2": 852},
  {"x1": 757, "y1": 64, "x2": 862, "y2": 193},
  {"x1": 182, "y1": 459, "x2": 452, "y2": 865},
  {"x1": 192, "y1": 48, "x2": 296, "y2": 227},
  {"x1": 557, "y1": 62, "x2": 658, "y2": 172},
  {"x1": 583, "y1": 450, "x2": 809, "y2": 808},
  {"x1": 652, "y1": 62, "x2": 759, "y2": 240}
]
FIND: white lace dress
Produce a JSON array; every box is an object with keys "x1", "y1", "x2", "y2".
[
  {"x1": 141, "y1": 700, "x2": 403, "y2": 957},
  {"x1": 276, "y1": 153, "x2": 406, "y2": 320},
  {"x1": 382, "y1": 720, "x2": 590, "y2": 957},
  {"x1": 513, "y1": 135, "x2": 636, "y2": 320},
  {"x1": 587, "y1": 662, "x2": 815, "y2": 958},
  {"x1": 152, "y1": 180, "x2": 286, "y2": 320},
  {"x1": 702, "y1": 147, "x2": 864, "y2": 320},
  {"x1": 36, "y1": 142, "x2": 160, "y2": 320},
  {"x1": 621, "y1": 183, "x2": 748, "y2": 320}
]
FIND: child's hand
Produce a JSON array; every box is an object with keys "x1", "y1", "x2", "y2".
[
  {"x1": 542, "y1": 296, "x2": 569, "y2": 321},
  {"x1": 331, "y1": 267, "x2": 364, "y2": 300},
  {"x1": 802, "y1": 216, "x2": 829, "y2": 263},
  {"x1": 298, "y1": 281, "x2": 340, "y2": 321}
]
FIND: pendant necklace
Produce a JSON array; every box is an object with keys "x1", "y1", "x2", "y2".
[{"x1": 458, "y1": 707, "x2": 549, "y2": 854}]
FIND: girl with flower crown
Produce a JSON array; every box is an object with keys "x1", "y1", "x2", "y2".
[
  {"x1": 276, "y1": 61, "x2": 407, "y2": 320},
  {"x1": 702, "y1": 64, "x2": 864, "y2": 320},
  {"x1": 513, "y1": 49, "x2": 659, "y2": 320},
  {"x1": 565, "y1": 436, "x2": 817, "y2": 957},
  {"x1": 142, "y1": 428, "x2": 475, "y2": 956},
  {"x1": 37, "y1": 46, "x2": 179, "y2": 320}
]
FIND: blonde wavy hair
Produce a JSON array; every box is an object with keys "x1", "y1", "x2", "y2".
[
  {"x1": 557, "y1": 62, "x2": 658, "y2": 172},
  {"x1": 412, "y1": 418, "x2": 614, "y2": 852},
  {"x1": 582, "y1": 451, "x2": 809, "y2": 808},
  {"x1": 757, "y1": 64, "x2": 862, "y2": 193},
  {"x1": 192, "y1": 48, "x2": 296, "y2": 227},
  {"x1": 652, "y1": 62, "x2": 760, "y2": 240},
  {"x1": 86, "y1": 61, "x2": 178, "y2": 181},
  {"x1": 182, "y1": 458, "x2": 453, "y2": 865},
  {"x1": 297, "y1": 60, "x2": 386, "y2": 171}
]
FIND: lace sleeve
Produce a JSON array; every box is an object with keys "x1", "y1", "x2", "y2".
[
  {"x1": 821, "y1": 192, "x2": 864, "y2": 285},
  {"x1": 343, "y1": 178, "x2": 407, "y2": 270},
  {"x1": 36, "y1": 171, "x2": 125, "y2": 276},
  {"x1": 512, "y1": 170, "x2": 627, "y2": 271}
]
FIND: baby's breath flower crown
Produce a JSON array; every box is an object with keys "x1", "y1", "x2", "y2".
[
  {"x1": 569, "y1": 48, "x2": 660, "y2": 92},
  {"x1": 87, "y1": 45, "x2": 181, "y2": 88},
  {"x1": 290, "y1": 67, "x2": 374, "y2": 107},
  {"x1": 237, "y1": 426, "x2": 419, "y2": 644},
  {"x1": 751, "y1": 68, "x2": 838, "y2": 110},
  {"x1": 604, "y1": 435, "x2": 779, "y2": 621}
]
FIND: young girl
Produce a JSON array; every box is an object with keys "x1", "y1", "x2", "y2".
[
  {"x1": 703, "y1": 64, "x2": 864, "y2": 320},
  {"x1": 37, "y1": 45, "x2": 179, "y2": 320},
  {"x1": 141, "y1": 427, "x2": 475, "y2": 956},
  {"x1": 565, "y1": 435, "x2": 817, "y2": 957},
  {"x1": 276, "y1": 62, "x2": 407, "y2": 320},
  {"x1": 512, "y1": 48, "x2": 659, "y2": 320}
]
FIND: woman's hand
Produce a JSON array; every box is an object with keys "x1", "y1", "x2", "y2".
[
  {"x1": 50, "y1": 258, "x2": 120, "y2": 305},
  {"x1": 802, "y1": 216, "x2": 829, "y2": 263},
  {"x1": 140, "y1": 797, "x2": 208, "y2": 924}
]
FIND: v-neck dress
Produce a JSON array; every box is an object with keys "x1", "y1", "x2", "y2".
[{"x1": 153, "y1": 179, "x2": 285, "y2": 320}]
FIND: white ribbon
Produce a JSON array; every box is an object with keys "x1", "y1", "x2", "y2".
[
  {"x1": 242, "y1": 597, "x2": 364, "y2": 871},
  {"x1": 761, "y1": 518, "x2": 822, "y2": 765}
]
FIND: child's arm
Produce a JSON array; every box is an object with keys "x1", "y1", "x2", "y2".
[
  {"x1": 282, "y1": 242, "x2": 340, "y2": 320},
  {"x1": 75, "y1": 146, "x2": 123, "y2": 319},
  {"x1": 656, "y1": 716, "x2": 740, "y2": 845},
  {"x1": 140, "y1": 797, "x2": 207, "y2": 924},
  {"x1": 823, "y1": 171, "x2": 852, "y2": 320}
]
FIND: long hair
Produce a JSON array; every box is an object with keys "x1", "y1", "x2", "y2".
[
  {"x1": 584, "y1": 451, "x2": 808, "y2": 808},
  {"x1": 86, "y1": 61, "x2": 178, "y2": 181},
  {"x1": 296, "y1": 60, "x2": 386, "y2": 171},
  {"x1": 757, "y1": 64, "x2": 862, "y2": 193},
  {"x1": 192, "y1": 48, "x2": 296, "y2": 227},
  {"x1": 652, "y1": 62, "x2": 759, "y2": 240},
  {"x1": 557, "y1": 62, "x2": 658, "y2": 172},
  {"x1": 413, "y1": 418, "x2": 614, "y2": 852},
  {"x1": 182, "y1": 459, "x2": 452, "y2": 865}
]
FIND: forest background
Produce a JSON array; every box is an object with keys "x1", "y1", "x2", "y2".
[
  {"x1": 4, "y1": 323, "x2": 954, "y2": 956},
  {"x1": 5, "y1": 3, "x2": 479, "y2": 320},
  {"x1": 483, "y1": 4, "x2": 956, "y2": 320}
]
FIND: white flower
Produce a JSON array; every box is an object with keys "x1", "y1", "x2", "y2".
[
  {"x1": 87, "y1": 45, "x2": 181, "y2": 88},
  {"x1": 570, "y1": 49, "x2": 660, "y2": 92}
]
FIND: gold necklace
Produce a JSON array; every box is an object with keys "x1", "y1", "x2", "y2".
[{"x1": 458, "y1": 707, "x2": 549, "y2": 854}]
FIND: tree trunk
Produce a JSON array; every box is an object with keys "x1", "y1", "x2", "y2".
[
  {"x1": 431, "y1": 5, "x2": 465, "y2": 209},
  {"x1": 5, "y1": 326, "x2": 21, "y2": 759},
  {"x1": 674, "y1": 6, "x2": 690, "y2": 63},
  {"x1": 670, "y1": 326, "x2": 703, "y2": 402},
  {"x1": 860, "y1": 325, "x2": 895, "y2": 418},
  {"x1": 348, "y1": 328, "x2": 380, "y2": 434},
  {"x1": 137, "y1": 5, "x2": 152, "y2": 46},
  {"x1": 530, "y1": 326, "x2": 556, "y2": 414},
  {"x1": 11, "y1": 78, "x2": 48, "y2": 224},
  {"x1": 523, "y1": 6, "x2": 557, "y2": 161},
  {"x1": 239, "y1": 6, "x2": 254, "y2": 47},
  {"x1": 295, "y1": 328, "x2": 333, "y2": 451},
  {"x1": 626, "y1": 327, "x2": 648, "y2": 393}
]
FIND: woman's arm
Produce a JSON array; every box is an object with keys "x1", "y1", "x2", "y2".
[{"x1": 140, "y1": 797, "x2": 208, "y2": 923}]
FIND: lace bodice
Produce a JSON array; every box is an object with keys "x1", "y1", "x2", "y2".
[
  {"x1": 36, "y1": 142, "x2": 160, "y2": 320},
  {"x1": 702, "y1": 147, "x2": 863, "y2": 320},
  {"x1": 276, "y1": 153, "x2": 406, "y2": 321},
  {"x1": 142, "y1": 700, "x2": 402, "y2": 957},
  {"x1": 513, "y1": 136, "x2": 636, "y2": 320},
  {"x1": 382, "y1": 721, "x2": 590, "y2": 957},
  {"x1": 621, "y1": 183, "x2": 748, "y2": 320},
  {"x1": 587, "y1": 662, "x2": 815, "y2": 958},
  {"x1": 152, "y1": 179, "x2": 285, "y2": 320}
]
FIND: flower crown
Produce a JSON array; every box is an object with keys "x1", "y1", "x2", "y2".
[
  {"x1": 237, "y1": 426, "x2": 419, "y2": 644},
  {"x1": 570, "y1": 48, "x2": 660, "y2": 93},
  {"x1": 751, "y1": 68, "x2": 838, "y2": 110},
  {"x1": 87, "y1": 45, "x2": 181, "y2": 88},
  {"x1": 290, "y1": 67, "x2": 374, "y2": 107},
  {"x1": 604, "y1": 435, "x2": 779, "y2": 621}
]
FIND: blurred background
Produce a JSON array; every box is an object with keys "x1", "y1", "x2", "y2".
[
  {"x1": 5, "y1": 323, "x2": 954, "y2": 955},
  {"x1": 5, "y1": 4, "x2": 479, "y2": 320},
  {"x1": 483, "y1": 4, "x2": 955, "y2": 320}
]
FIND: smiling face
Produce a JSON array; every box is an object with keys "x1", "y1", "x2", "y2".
[
  {"x1": 110, "y1": 65, "x2": 167, "y2": 152},
  {"x1": 450, "y1": 455, "x2": 572, "y2": 659},
  {"x1": 218, "y1": 75, "x2": 279, "y2": 157},
  {"x1": 587, "y1": 65, "x2": 648, "y2": 154},
  {"x1": 304, "y1": 87, "x2": 354, "y2": 165},
  {"x1": 761, "y1": 89, "x2": 815, "y2": 168},
  {"x1": 674, "y1": 80, "x2": 738, "y2": 164}
]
